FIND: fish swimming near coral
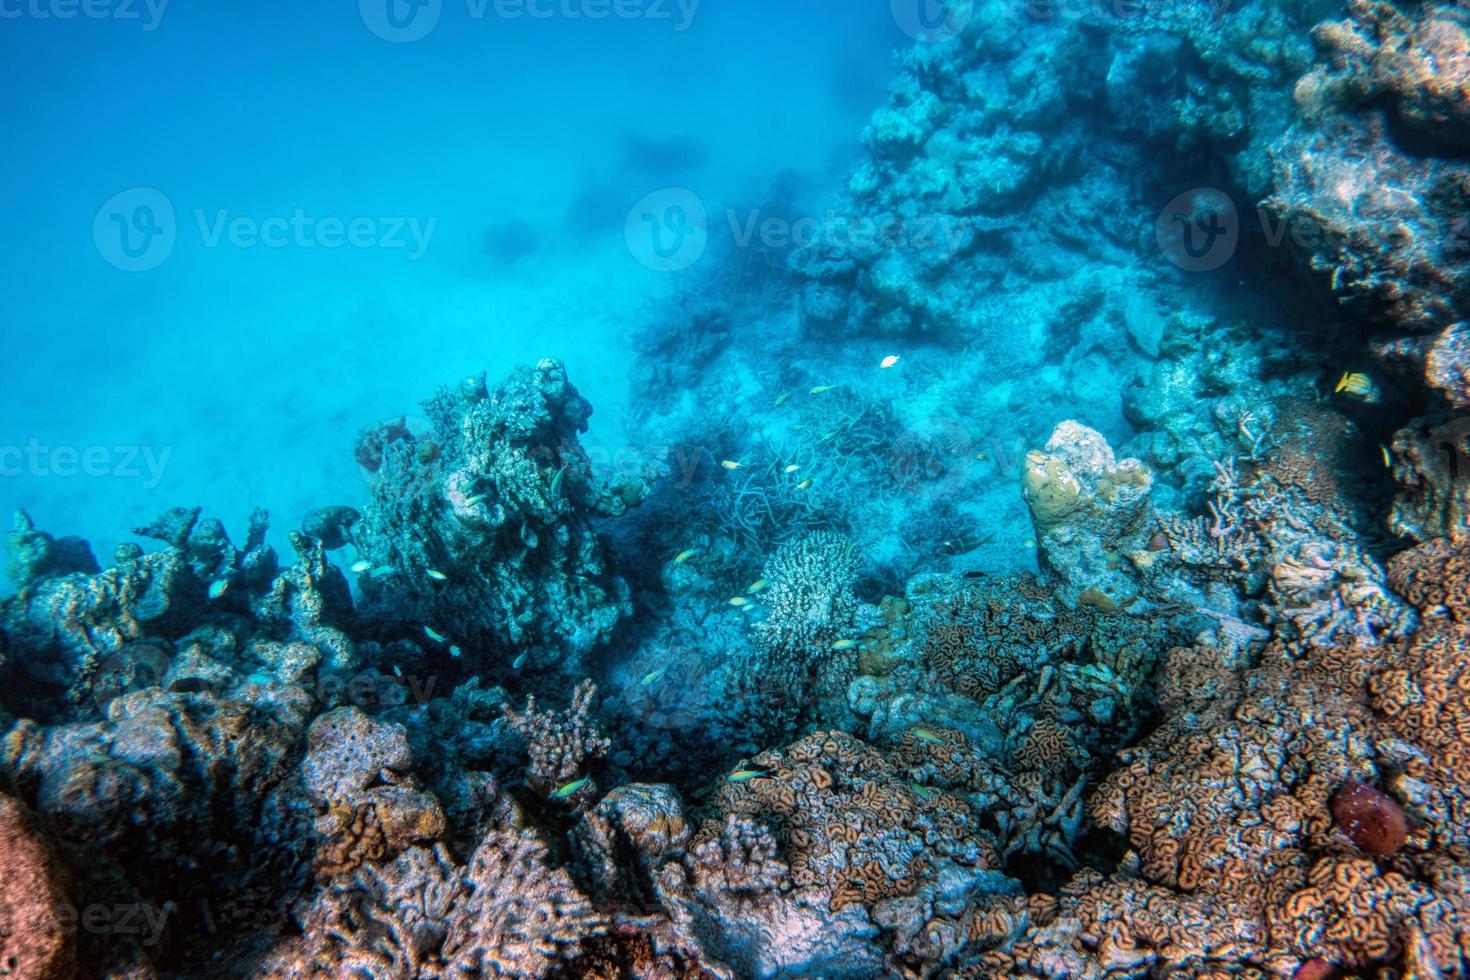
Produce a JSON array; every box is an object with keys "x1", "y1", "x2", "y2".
[
  {"x1": 880, "y1": 355, "x2": 901, "y2": 369},
  {"x1": 674, "y1": 548, "x2": 700, "y2": 563},
  {"x1": 810, "y1": 385, "x2": 836, "y2": 395},
  {"x1": 423, "y1": 625, "x2": 447, "y2": 643},
  {"x1": 721, "y1": 459, "x2": 744, "y2": 471},
  {"x1": 549, "y1": 463, "x2": 569, "y2": 495},
  {"x1": 728, "y1": 596, "x2": 750, "y2": 607},
  {"x1": 426, "y1": 569, "x2": 449, "y2": 582},
  {"x1": 911, "y1": 728, "x2": 944, "y2": 745},
  {"x1": 942, "y1": 533, "x2": 992, "y2": 556},
  {"x1": 208, "y1": 579, "x2": 229, "y2": 600},
  {"x1": 727, "y1": 767, "x2": 771, "y2": 783},
  {"x1": 553, "y1": 775, "x2": 591, "y2": 799},
  {"x1": 747, "y1": 579, "x2": 768, "y2": 593},
  {"x1": 1334, "y1": 371, "x2": 1381, "y2": 403},
  {"x1": 640, "y1": 666, "x2": 668, "y2": 686},
  {"x1": 513, "y1": 651, "x2": 529, "y2": 669},
  {"x1": 350, "y1": 559, "x2": 373, "y2": 574},
  {"x1": 831, "y1": 639, "x2": 859, "y2": 651},
  {"x1": 774, "y1": 391, "x2": 792, "y2": 407}
]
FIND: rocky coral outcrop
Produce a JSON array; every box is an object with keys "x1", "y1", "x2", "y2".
[
  {"x1": 1022, "y1": 421, "x2": 1154, "y2": 610},
  {"x1": 354, "y1": 360, "x2": 643, "y2": 677}
]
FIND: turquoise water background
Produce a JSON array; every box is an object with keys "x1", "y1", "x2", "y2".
[{"x1": 0, "y1": 1, "x2": 904, "y2": 576}]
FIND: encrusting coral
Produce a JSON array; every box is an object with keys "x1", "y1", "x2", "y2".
[{"x1": 354, "y1": 359, "x2": 645, "y2": 677}]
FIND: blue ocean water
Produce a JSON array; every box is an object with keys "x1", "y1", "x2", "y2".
[{"x1": 0, "y1": 0, "x2": 901, "y2": 577}]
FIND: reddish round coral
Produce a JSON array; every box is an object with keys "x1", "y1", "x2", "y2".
[
  {"x1": 1293, "y1": 957, "x2": 1344, "y2": 980},
  {"x1": 1331, "y1": 780, "x2": 1409, "y2": 856}
]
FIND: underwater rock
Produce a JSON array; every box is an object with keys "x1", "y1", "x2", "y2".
[
  {"x1": 1269, "y1": 0, "x2": 1470, "y2": 343},
  {"x1": 302, "y1": 708, "x2": 447, "y2": 880},
  {"x1": 1390, "y1": 416, "x2": 1470, "y2": 542},
  {"x1": 0, "y1": 793, "x2": 76, "y2": 980},
  {"x1": 354, "y1": 360, "x2": 640, "y2": 676},
  {"x1": 4, "y1": 510, "x2": 98, "y2": 590},
  {"x1": 1022, "y1": 421, "x2": 1153, "y2": 609},
  {"x1": 299, "y1": 505, "x2": 359, "y2": 551}
]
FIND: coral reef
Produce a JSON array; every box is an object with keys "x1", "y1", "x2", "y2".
[
  {"x1": 10, "y1": 0, "x2": 1470, "y2": 973},
  {"x1": 354, "y1": 359, "x2": 644, "y2": 677}
]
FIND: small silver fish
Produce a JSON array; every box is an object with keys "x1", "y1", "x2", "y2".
[
  {"x1": 513, "y1": 652, "x2": 529, "y2": 670},
  {"x1": 372, "y1": 565, "x2": 396, "y2": 577},
  {"x1": 729, "y1": 596, "x2": 750, "y2": 608},
  {"x1": 350, "y1": 559, "x2": 373, "y2": 574},
  {"x1": 831, "y1": 639, "x2": 859, "y2": 651},
  {"x1": 423, "y1": 625, "x2": 447, "y2": 643},
  {"x1": 783, "y1": 464, "x2": 801, "y2": 474},
  {"x1": 426, "y1": 569, "x2": 449, "y2": 582},
  {"x1": 747, "y1": 579, "x2": 768, "y2": 594},
  {"x1": 208, "y1": 579, "x2": 229, "y2": 600}
]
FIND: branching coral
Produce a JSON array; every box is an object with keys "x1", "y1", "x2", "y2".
[{"x1": 504, "y1": 679, "x2": 611, "y2": 804}]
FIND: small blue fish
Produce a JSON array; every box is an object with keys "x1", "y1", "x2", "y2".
[
  {"x1": 350, "y1": 559, "x2": 373, "y2": 574},
  {"x1": 426, "y1": 569, "x2": 449, "y2": 582},
  {"x1": 449, "y1": 645, "x2": 463, "y2": 658},
  {"x1": 513, "y1": 652, "x2": 529, "y2": 670},
  {"x1": 423, "y1": 626, "x2": 447, "y2": 644},
  {"x1": 208, "y1": 579, "x2": 229, "y2": 600},
  {"x1": 641, "y1": 666, "x2": 668, "y2": 686},
  {"x1": 553, "y1": 775, "x2": 591, "y2": 799}
]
